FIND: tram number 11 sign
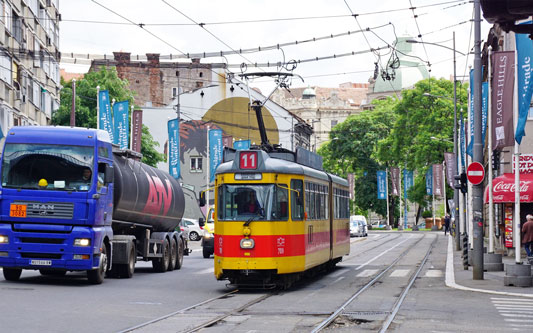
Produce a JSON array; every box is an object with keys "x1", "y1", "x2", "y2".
[
  {"x1": 240, "y1": 151, "x2": 258, "y2": 169},
  {"x1": 467, "y1": 162, "x2": 485, "y2": 185}
]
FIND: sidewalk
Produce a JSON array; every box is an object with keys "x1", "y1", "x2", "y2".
[{"x1": 445, "y1": 236, "x2": 533, "y2": 297}]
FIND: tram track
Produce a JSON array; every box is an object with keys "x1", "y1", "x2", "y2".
[{"x1": 312, "y1": 233, "x2": 437, "y2": 332}]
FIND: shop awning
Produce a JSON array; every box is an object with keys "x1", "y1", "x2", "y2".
[{"x1": 484, "y1": 173, "x2": 533, "y2": 203}]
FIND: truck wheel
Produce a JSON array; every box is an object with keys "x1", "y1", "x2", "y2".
[
  {"x1": 168, "y1": 238, "x2": 177, "y2": 271},
  {"x1": 152, "y1": 239, "x2": 170, "y2": 272},
  {"x1": 117, "y1": 244, "x2": 136, "y2": 278},
  {"x1": 87, "y1": 244, "x2": 108, "y2": 284},
  {"x1": 3, "y1": 268, "x2": 22, "y2": 281},
  {"x1": 39, "y1": 269, "x2": 66, "y2": 277},
  {"x1": 189, "y1": 231, "x2": 199, "y2": 241},
  {"x1": 203, "y1": 247, "x2": 211, "y2": 259},
  {"x1": 175, "y1": 238, "x2": 184, "y2": 270}
]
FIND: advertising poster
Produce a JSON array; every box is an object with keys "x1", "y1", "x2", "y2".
[{"x1": 504, "y1": 203, "x2": 513, "y2": 248}]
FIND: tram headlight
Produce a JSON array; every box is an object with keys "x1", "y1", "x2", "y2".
[{"x1": 240, "y1": 238, "x2": 255, "y2": 249}]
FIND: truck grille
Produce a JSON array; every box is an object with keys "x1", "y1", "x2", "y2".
[
  {"x1": 19, "y1": 237, "x2": 65, "y2": 244},
  {"x1": 13, "y1": 201, "x2": 74, "y2": 219}
]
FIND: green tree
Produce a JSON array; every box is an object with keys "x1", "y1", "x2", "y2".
[
  {"x1": 319, "y1": 98, "x2": 398, "y2": 217},
  {"x1": 377, "y1": 78, "x2": 468, "y2": 222},
  {"x1": 53, "y1": 67, "x2": 164, "y2": 167}
]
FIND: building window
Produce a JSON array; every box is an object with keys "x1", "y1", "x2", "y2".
[
  {"x1": 190, "y1": 157, "x2": 203, "y2": 173},
  {"x1": 529, "y1": 98, "x2": 533, "y2": 120},
  {"x1": 331, "y1": 120, "x2": 338, "y2": 127},
  {"x1": 172, "y1": 87, "x2": 178, "y2": 97},
  {"x1": 0, "y1": 52, "x2": 12, "y2": 84}
]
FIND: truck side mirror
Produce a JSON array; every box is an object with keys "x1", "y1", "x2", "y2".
[
  {"x1": 199, "y1": 191, "x2": 206, "y2": 207},
  {"x1": 105, "y1": 165, "x2": 114, "y2": 184},
  {"x1": 199, "y1": 217, "x2": 205, "y2": 227}
]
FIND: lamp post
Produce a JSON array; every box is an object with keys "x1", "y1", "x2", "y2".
[{"x1": 408, "y1": 32, "x2": 463, "y2": 251}]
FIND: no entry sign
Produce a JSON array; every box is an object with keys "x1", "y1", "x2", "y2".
[{"x1": 467, "y1": 162, "x2": 485, "y2": 185}]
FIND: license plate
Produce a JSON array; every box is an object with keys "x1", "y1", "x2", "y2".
[
  {"x1": 10, "y1": 204, "x2": 27, "y2": 218},
  {"x1": 30, "y1": 260, "x2": 52, "y2": 266}
]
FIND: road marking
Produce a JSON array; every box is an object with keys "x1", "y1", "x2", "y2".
[
  {"x1": 331, "y1": 277, "x2": 345, "y2": 284},
  {"x1": 504, "y1": 319, "x2": 533, "y2": 323},
  {"x1": 354, "y1": 234, "x2": 414, "y2": 271},
  {"x1": 492, "y1": 298, "x2": 533, "y2": 302},
  {"x1": 501, "y1": 313, "x2": 533, "y2": 318},
  {"x1": 389, "y1": 269, "x2": 410, "y2": 277},
  {"x1": 424, "y1": 270, "x2": 443, "y2": 277},
  {"x1": 357, "y1": 269, "x2": 378, "y2": 277}
]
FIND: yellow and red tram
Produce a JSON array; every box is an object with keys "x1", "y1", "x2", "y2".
[{"x1": 212, "y1": 148, "x2": 350, "y2": 288}]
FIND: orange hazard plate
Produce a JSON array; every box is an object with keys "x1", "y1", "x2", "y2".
[{"x1": 10, "y1": 204, "x2": 27, "y2": 217}]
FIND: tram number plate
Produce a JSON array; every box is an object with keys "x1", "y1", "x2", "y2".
[
  {"x1": 30, "y1": 260, "x2": 52, "y2": 266},
  {"x1": 240, "y1": 152, "x2": 258, "y2": 169},
  {"x1": 10, "y1": 204, "x2": 27, "y2": 217}
]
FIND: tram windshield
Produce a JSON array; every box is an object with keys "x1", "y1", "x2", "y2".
[{"x1": 217, "y1": 184, "x2": 289, "y2": 221}]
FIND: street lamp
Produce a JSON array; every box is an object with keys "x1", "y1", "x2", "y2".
[{"x1": 413, "y1": 33, "x2": 462, "y2": 251}]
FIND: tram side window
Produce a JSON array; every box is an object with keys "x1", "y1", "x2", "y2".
[
  {"x1": 272, "y1": 185, "x2": 289, "y2": 220},
  {"x1": 291, "y1": 179, "x2": 304, "y2": 221}
]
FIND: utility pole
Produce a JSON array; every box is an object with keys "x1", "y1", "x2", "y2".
[
  {"x1": 453, "y1": 32, "x2": 461, "y2": 251},
  {"x1": 70, "y1": 79, "x2": 76, "y2": 127},
  {"x1": 472, "y1": 0, "x2": 484, "y2": 280}
]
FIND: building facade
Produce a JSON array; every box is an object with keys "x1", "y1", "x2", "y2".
[
  {"x1": 271, "y1": 82, "x2": 369, "y2": 151},
  {"x1": 0, "y1": 0, "x2": 61, "y2": 136}
]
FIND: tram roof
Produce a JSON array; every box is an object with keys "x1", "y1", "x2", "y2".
[{"x1": 216, "y1": 148, "x2": 347, "y2": 186}]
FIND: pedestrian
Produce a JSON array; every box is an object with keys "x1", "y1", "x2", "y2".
[
  {"x1": 444, "y1": 214, "x2": 451, "y2": 236},
  {"x1": 521, "y1": 214, "x2": 533, "y2": 259}
]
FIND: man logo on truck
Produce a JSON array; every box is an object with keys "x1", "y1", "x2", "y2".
[{"x1": 143, "y1": 172, "x2": 173, "y2": 216}]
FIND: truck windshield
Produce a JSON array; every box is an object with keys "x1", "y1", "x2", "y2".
[
  {"x1": 217, "y1": 184, "x2": 289, "y2": 221},
  {"x1": 1, "y1": 143, "x2": 94, "y2": 191}
]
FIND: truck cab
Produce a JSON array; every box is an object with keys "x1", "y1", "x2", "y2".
[{"x1": 0, "y1": 126, "x2": 114, "y2": 283}]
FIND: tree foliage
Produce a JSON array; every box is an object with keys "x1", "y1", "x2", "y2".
[
  {"x1": 53, "y1": 67, "x2": 164, "y2": 167},
  {"x1": 319, "y1": 98, "x2": 398, "y2": 217}
]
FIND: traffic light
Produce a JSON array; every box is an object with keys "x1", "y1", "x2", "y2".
[
  {"x1": 454, "y1": 173, "x2": 468, "y2": 194},
  {"x1": 481, "y1": 0, "x2": 533, "y2": 34},
  {"x1": 492, "y1": 150, "x2": 501, "y2": 171}
]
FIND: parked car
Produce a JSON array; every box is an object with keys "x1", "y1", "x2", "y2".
[
  {"x1": 350, "y1": 215, "x2": 368, "y2": 237},
  {"x1": 181, "y1": 218, "x2": 204, "y2": 241}
]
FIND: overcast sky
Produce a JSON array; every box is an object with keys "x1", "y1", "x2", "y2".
[{"x1": 59, "y1": 0, "x2": 491, "y2": 93}]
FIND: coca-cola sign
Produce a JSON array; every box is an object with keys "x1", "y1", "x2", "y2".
[{"x1": 485, "y1": 173, "x2": 533, "y2": 203}]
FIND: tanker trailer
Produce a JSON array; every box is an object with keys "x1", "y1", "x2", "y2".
[{"x1": 0, "y1": 126, "x2": 188, "y2": 284}]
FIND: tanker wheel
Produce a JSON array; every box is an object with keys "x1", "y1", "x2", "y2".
[
  {"x1": 168, "y1": 238, "x2": 177, "y2": 271},
  {"x1": 39, "y1": 269, "x2": 67, "y2": 277},
  {"x1": 152, "y1": 239, "x2": 170, "y2": 272},
  {"x1": 175, "y1": 238, "x2": 184, "y2": 270},
  {"x1": 116, "y1": 244, "x2": 136, "y2": 278},
  {"x1": 3, "y1": 268, "x2": 22, "y2": 281},
  {"x1": 87, "y1": 244, "x2": 107, "y2": 284}
]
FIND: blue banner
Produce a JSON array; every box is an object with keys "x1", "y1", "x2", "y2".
[
  {"x1": 467, "y1": 80, "x2": 488, "y2": 156},
  {"x1": 515, "y1": 31, "x2": 533, "y2": 144},
  {"x1": 403, "y1": 169, "x2": 414, "y2": 198},
  {"x1": 377, "y1": 170, "x2": 387, "y2": 200},
  {"x1": 233, "y1": 139, "x2": 250, "y2": 150},
  {"x1": 113, "y1": 100, "x2": 129, "y2": 149},
  {"x1": 209, "y1": 129, "x2": 223, "y2": 183},
  {"x1": 98, "y1": 90, "x2": 114, "y2": 142},
  {"x1": 168, "y1": 119, "x2": 180, "y2": 179},
  {"x1": 425, "y1": 166, "x2": 433, "y2": 195},
  {"x1": 460, "y1": 110, "x2": 466, "y2": 168}
]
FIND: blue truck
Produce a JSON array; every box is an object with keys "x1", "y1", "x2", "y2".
[{"x1": 0, "y1": 126, "x2": 188, "y2": 284}]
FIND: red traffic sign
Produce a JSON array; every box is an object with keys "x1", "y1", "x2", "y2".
[{"x1": 467, "y1": 162, "x2": 485, "y2": 185}]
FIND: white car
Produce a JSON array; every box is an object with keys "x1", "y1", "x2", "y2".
[
  {"x1": 181, "y1": 218, "x2": 204, "y2": 241},
  {"x1": 350, "y1": 215, "x2": 368, "y2": 237}
]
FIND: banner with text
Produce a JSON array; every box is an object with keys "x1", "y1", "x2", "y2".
[
  {"x1": 467, "y1": 80, "x2": 488, "y2": 156},
  {"x1": 209, "y1": 129, "x2": 223, "y2": 183},
  {"x1": 433, "y1": 163, "x2": 444, "y2": 197},
  {"x1": 98, "y1": 90, "x2": 114, "y2": 142},
  {"x1": 167, "y1": 119, "x2": 180, "y2": 179},
  {"x1": 390, "y1": 167, "x2": 400, "y2": 196},
  {"x1": 113, "y1": 100, "x2": 129, "y2": 149},
  {"x1": 515, "y1": 31, "x2": 533, "y2": 144},
  {"x1": 377, "y1": 170, "x2": 387, "y2": 200},
  {"x1": 403, "y1": 169, "x2": 414, "y2": 199},
  {"x1": 131, "y1": 109, "x2": 143, "y2": 153},
  {"x1": 444, "y1": 152, "x2": 456, "y2": 189},
  {"x1": 426, "y1": 166, "x2": 433, "y2": 196},
  {"x1": 512, "y1": 154, "x2": 533, "y2": 174},
  {"x1": 491, "y1": 51, "x2": 515, "y2": 150}
]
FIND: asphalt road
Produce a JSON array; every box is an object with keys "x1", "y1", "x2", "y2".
[{"x1": 2, "y1": 233, "x2": 529, "y2": 332}]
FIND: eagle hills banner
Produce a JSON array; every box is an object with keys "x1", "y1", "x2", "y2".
[
  {"x1": 390, "y1": 167, "x2": 400, "y2": 196},
  {"x1": 492, "y1": 51, "x2": 515, "y2": 150},
  {"x1": 98, "y1": 90, "x2": 114, "y2": 143}
]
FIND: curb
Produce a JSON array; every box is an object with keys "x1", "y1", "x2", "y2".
[{"x1": 445, "y1": 236, "x2": 533, "y2": 298}]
